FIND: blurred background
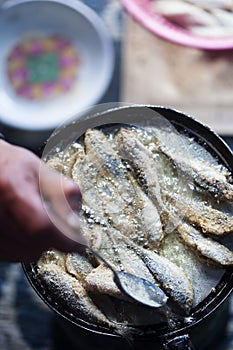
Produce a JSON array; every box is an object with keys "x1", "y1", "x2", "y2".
[{"x1": 0, "y1": 0, "x2": 233, "y2": 349}]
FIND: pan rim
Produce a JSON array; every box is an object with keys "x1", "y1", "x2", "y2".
[{"x1": 23, "y1": 104, "x2": 233, "y2": 340}]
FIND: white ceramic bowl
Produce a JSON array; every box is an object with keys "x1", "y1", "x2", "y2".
[{"x1": 0, "y1": 0, "x2": 114, "y2": 131}]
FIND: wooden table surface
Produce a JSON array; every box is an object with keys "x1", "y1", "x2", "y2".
[{"x1": 121, "y1": 16, "x2": 233, "y2": 136}]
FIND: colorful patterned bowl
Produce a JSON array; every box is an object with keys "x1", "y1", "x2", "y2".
[
  {"x1": 0, "y1": 0, "x2": 114, "y2": 131},
  {"x1": 121, "y1": 0, "x2": 233, "y2": 50}
]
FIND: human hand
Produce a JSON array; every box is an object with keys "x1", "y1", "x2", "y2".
[{"x1": 0, "y1": 140, "x2": 82, "y2": 263}]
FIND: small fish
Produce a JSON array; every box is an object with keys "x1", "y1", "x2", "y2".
[
  {"x1": 117, "y1": 128, "x2": 183, "y2": 234},
  {"x1": 66, "y1": 250, "x2": 95, "y2": 280},
  {"x1": 38, "y1": 263, "x2": 113, "y2": 327},
  {"x1": 139, "y1": 248, "x2": 194, "y2": 313},
  {"x1": 85, "y1": 264, "x2": 130, "y2": 300},
  {"x1": 158, "y1": 145, "x2": 233, "y2": 202},
  {"x1": 164, "y1": 191, "x2": 233, "y2": 236},
  {"x1": 73, "y1": 129, "x2": 163, "y2": 248},
  {"x1": 141, "y1": 125, "x2": 233, "y2": 202},
  {"x1": 177, "y1": 222, "x2": 233, "y2": 266},
  {"x1": 117, "y1": 128, "x2": 164, "y2": 210},
  {"x1": 133, "y1": 184, "x2": 164, "y2": 249},
  {"x1": 83, "y1": 128, "x2": 127, "y2": 178}
]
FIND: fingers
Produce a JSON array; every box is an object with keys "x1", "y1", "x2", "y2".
[
  {"x1": 0, "y1": 141, "x2": 83, "y2": 262},
  {"x1": 0, "y1": 206, "x2": 80, "y2": 262}
]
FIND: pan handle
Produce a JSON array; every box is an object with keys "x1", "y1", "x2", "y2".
[{"x1": 161, "y1": 334, "x2": 194, "y2": 350}]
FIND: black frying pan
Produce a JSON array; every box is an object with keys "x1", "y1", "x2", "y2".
[{"x1": 23, "y1": 105, "x2": 233, "y2": 349}]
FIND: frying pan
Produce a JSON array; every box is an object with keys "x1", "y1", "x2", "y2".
[{"x1": 23, "y1": 105, "x2": 233, "y2": 349}]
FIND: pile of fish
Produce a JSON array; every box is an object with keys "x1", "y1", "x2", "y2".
[
  {"x1": 153, "y1": 0, "x2": 233, "y2": 37},
  {"x1": 37, "y1": 120, "x2": 233, "y2": 332}
]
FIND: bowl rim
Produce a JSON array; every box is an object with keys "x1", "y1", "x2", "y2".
[
  {"x1": 121, "y1": 0, "x2": 233, "y2": 50},
  {"x1": 0, "y1": 0, "x2": 114, "y2": 130}
]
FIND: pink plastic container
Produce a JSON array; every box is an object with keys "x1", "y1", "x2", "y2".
[{"x1": 121, "y1": 0, "x2": 233, "y2": 50}]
